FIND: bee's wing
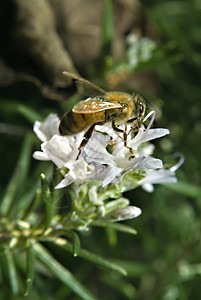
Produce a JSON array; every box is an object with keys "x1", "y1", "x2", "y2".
[
  {"x1": 63, "y1": 71, "x2": 106, "y2": 96},
  {"x1": 72, "y1": 99, "x2": 122, "y2": 113}
]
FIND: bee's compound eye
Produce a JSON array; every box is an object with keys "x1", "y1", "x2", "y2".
[{"x1": 139, "y1": 101, "x2": 144, "y2": 115}]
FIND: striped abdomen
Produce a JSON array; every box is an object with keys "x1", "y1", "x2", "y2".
[{"x1": 59, "y1": 110, "x2": 105, "y2": 135}]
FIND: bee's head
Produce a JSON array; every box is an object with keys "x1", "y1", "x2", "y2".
[
  {"x1": 132, "y1": 93, "x2": 146, "y2": 120},
  {"x1": 126, "y1": 93, "x2": 146, "y2": 127}
]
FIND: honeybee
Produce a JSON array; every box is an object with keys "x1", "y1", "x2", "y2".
[{"x1": 59, "y1": 72, "x2": 146, "y2": 155}]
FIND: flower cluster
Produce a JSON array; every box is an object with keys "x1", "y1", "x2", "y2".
[
  {"x1": 126, "y1": 33, "x2": 157, "y2": 69},
  {"x1": 33, "y1": 112, "x2": 180, "y2": 224}
]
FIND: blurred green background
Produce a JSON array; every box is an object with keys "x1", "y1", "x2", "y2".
[{"x1": 0, "y1": 0, "x2": 201, "y2": 299}]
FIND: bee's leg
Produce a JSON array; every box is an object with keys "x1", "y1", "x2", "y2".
[
  {"x1": 112, "y1": 121, "x2": 124, "y2": 133},
  {"x1": 126, "y1": 117, "x2": 140, "y2": 136},
  {"x1": 126, "y1": 115, "x2": 144, "y2": 136},
  {"x1": 112, "y1": 120, "x2": 126, "y2": 144},
  {"x1": 79, "y1": 124, "x2": 96, "y2": 150},
  {"x1": 112, "y1": 121, "x2": 134, "y2": 155},
  {"x1": 76, "y1": 124, "x2": 96, "y2": 159},
  {"x1": 124, "y1": 125, "x2": 134, "y2": 155}
]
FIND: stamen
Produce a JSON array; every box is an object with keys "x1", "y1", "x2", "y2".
[
  {"x1": 143, "y1": 111, "x2": 156, "y2": 132},
  {"x1": 170, "y1": 153, "x2": 185, "y2": 172}
]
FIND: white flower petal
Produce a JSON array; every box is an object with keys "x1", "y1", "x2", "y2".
[
  {"x1": 95, "y1": 123, "x2": 119, "y2": 140},
  {"x1": 42, "y1": 134, "x2": 76, "y2": 168},
  {"x1": 130, "y1": 128, "x2": 170, "y2": 149},
  {"x1": 82, "y1": 132, "x2": 116, "y2": 166},
  {"x1": 142, "y1": 183, "x2": 154, "y2": 193},
  {"x1": 130, "y1": 156, "x2": 163, "y2": 170},
  {"x1": 32, "y1": 151, "x2": 50, "y2": 161},
  {"x1": 87, "y1": 165, "x2": 123, "y2": 187},
  {"x1": 139, "y1": 144, "x2": 155, "y2": 156},
  {"x1": 102, "y1": 166, "x2": 123, "y2": 187},
  {"x1": 84, "y1": 165, "x2": 106, "y2": 182},
  {"x1": 110, "y1": 206, "x2": 142, "y2": 221},
  {"x1": 140, "y1": 169, "x2": 177, "y2": 185},
  {"x1": 112, "y1": 139, "x2": 127, "y2": 159},
  {"x1": 33, "y1": 114, "x2": 60, "y2": 142},
  {"x1": 55, "y1": 174, "x2": 74, "y2": 189}
]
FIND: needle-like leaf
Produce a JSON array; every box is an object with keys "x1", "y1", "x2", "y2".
[
  {"x1": 3, "y1": 247, "x2": 19, "y2": 295},
  {"x1": 33, "y1": 242, "x2": 98, "y2": 300},
  {"x1": 0, "y1": 133, "x2": 33, "y2": 217},
  {"x1": 92, "y1": 220, "x2": 138, "y2": 235},
  {"x1": 55, "y1": 238, "x2": 127, "y2": 276},
  {"x1": 25, "y1": 242, "x2": 35, "y2": 296}
]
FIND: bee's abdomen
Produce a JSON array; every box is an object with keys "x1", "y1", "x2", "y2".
[
  {"x1": 59, "y1": 111, "x2": 104, "y2": 135},
  {"x1": 59, "y1": 111, "x2": 86, "y2": 135}
]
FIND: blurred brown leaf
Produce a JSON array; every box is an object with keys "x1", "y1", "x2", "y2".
[{"x1": 0, "y1": 0, "x2": 156, "y2": 100}]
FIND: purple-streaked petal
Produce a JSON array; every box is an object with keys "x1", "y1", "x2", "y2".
[
  {"x1": 87, "y1": 165, "x2": 123, "y2": 187},
  {"x1": 82, "y1": 132, "x2": 116, "y2": 166},
  {"x1": 83, "y1": 164, "x2": 106, "y2": 183},
  {"x1": 128, "y1": 156, "x2": 163, "y2": 170}
]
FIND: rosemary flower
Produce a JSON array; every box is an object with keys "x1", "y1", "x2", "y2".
[{"x1": 33, "y1": 111, "x2": 180, "y2": 223}]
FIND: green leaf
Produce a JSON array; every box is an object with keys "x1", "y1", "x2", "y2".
[
  {"x1": 15, "y1": 132, "x2": 33, "y2": 197},
  {"x1": 0, "y1": 101, "x2": 42, "y2": 123},
  {"x1": 71, "y1": 231, "x2": 81, "y2": 257},
  {"x1": 102, "y1": 0, "x2": 113, "y2": 47},
  {"x1": 0, "y1": 161, "x2": 21, "y2": 217},
  {"x1": 55, "y1": 238, "x2": 127, "y2": 276},
  {"x1": 0, "y1": 132, "x2": 33, "y2": 217},
  {"x1": 92, "y1": 220, "x2": 137, "y2": 235},
  {"x1": 78, "y1": 248, "x2": 126, "y2": 276},
  {"x1": 25, "y1": 242, "x2": 35, "y2": 296},
  {"x1": 33, "y1": 242, "x2": 98, "y2": 300},
  {"x1": 17, "y1": 186, "x2": 42, "y2": 220},
  {"x1": 18, "y1": 104, "x2": 43, "y2": 124},
  {"x1": 163, "y1": 181, "x2": 201, "y2": 199},
  {"x1": 99, "y1": 0, "x2": 114, "y2": 65},
  {"x1": 18, "y1": 165, "x2": 53, "y2": 220},
  {"x1": 105, "y1": 227, "x2": 118, "y2": 246},
  {"x1": 3, "y1": 247, "x2": 19, "y2": 295},
  {"x1": 110, "y1": 260, "x2": 148, "y2": 277},
  {"x1": 41, "y1": 173, "x2": 54, "y2": 230},
  {"x1": 100, "y1": 273, "x2": 136, "y2": 299}
]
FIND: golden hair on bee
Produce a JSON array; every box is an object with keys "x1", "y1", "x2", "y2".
[{"x1": 59, "y1": 72, "x2": 146, "y2": 154}]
